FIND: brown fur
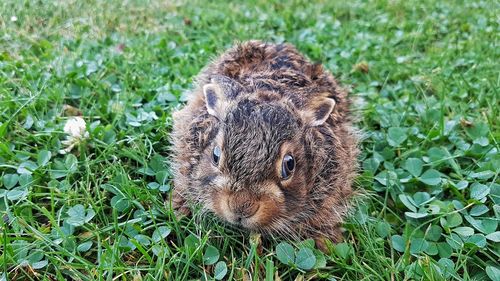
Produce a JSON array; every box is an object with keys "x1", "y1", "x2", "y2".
[{"x1": 170, "y1": 40, "x2": 358, "y2": 250}]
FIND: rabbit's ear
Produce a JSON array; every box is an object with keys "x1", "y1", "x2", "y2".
[
  {"x1": 302, "y1": 95, "x2": 336, "y2": 126},
  {"x1": 203, "y1": 83, "x2": 227, "y2": 118}
]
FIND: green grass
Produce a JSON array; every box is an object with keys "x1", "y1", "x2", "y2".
[{"x1": 0, "y1": 0, "x2": 498, "y2": 280}]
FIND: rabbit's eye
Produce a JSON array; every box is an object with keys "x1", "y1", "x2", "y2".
[
  {"x1": 212, "y1": 146, "x2": 221, "y2": 166},
  {"x1": 281, "y1": 154, "x2": 295, "y2": 180}
]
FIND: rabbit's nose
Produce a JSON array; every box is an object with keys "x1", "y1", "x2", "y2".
[{"x1": 228, "y1": 196, "x2": 259, "y2": 219}]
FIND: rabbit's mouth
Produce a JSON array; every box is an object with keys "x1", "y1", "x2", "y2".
[
  {"x1": 210, "y1": 189, "x2": 283, "y2": 230},
  {"x1": 230, "y1": 203, "x2": 270, "y2": 230}
]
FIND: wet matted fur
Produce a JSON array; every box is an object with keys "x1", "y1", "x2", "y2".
[{"x1": 170, "y1": 40, "x2": 358, "y2": 250}]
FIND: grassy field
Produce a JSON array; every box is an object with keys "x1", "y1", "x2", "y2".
[{"x1": 0, "y1": 0, "x2": 499, "y2": 280}]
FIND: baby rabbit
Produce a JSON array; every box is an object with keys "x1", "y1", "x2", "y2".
[{"x1": 170, "y1": 40, "x2": 358, "y2": 250}]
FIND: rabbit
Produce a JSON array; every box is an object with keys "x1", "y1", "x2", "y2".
[{"x1": 170, "y1": 40, "x2": 358, "y2": 251}]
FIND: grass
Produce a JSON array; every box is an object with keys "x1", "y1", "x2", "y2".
[{"x1": 0, "y1": 0, "x2": 498, "y2": 280}]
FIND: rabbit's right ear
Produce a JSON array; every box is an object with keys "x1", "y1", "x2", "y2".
[{"x1": 203, "y1": 83, "x2": 227, "y2": 118}]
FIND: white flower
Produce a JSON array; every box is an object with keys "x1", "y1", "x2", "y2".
[
  {"x1": 64, "y1": 116, "x2": 88, "y2": 139},
  {"x1": 59, "y1": 117, "x2": 89, "y2": 154},
  {"x1": 10, "y1": 16, "x2": 17, "y2": 22}
]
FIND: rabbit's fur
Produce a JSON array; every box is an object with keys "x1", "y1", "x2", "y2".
[{"x1": 170, "y1": 41, "x2": 358, "y2": 250}]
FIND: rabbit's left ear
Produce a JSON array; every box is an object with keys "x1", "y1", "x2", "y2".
[
  {"x1": 302, "y1": 94, "x2": 336, "y2": 126},
  {"x1": 203, "y1": 83, "x2": 227, "y2": 119}
]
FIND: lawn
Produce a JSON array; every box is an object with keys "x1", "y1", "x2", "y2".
[{"x1": 0, "y1": 0, "x2": 498, "y2": 280}]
